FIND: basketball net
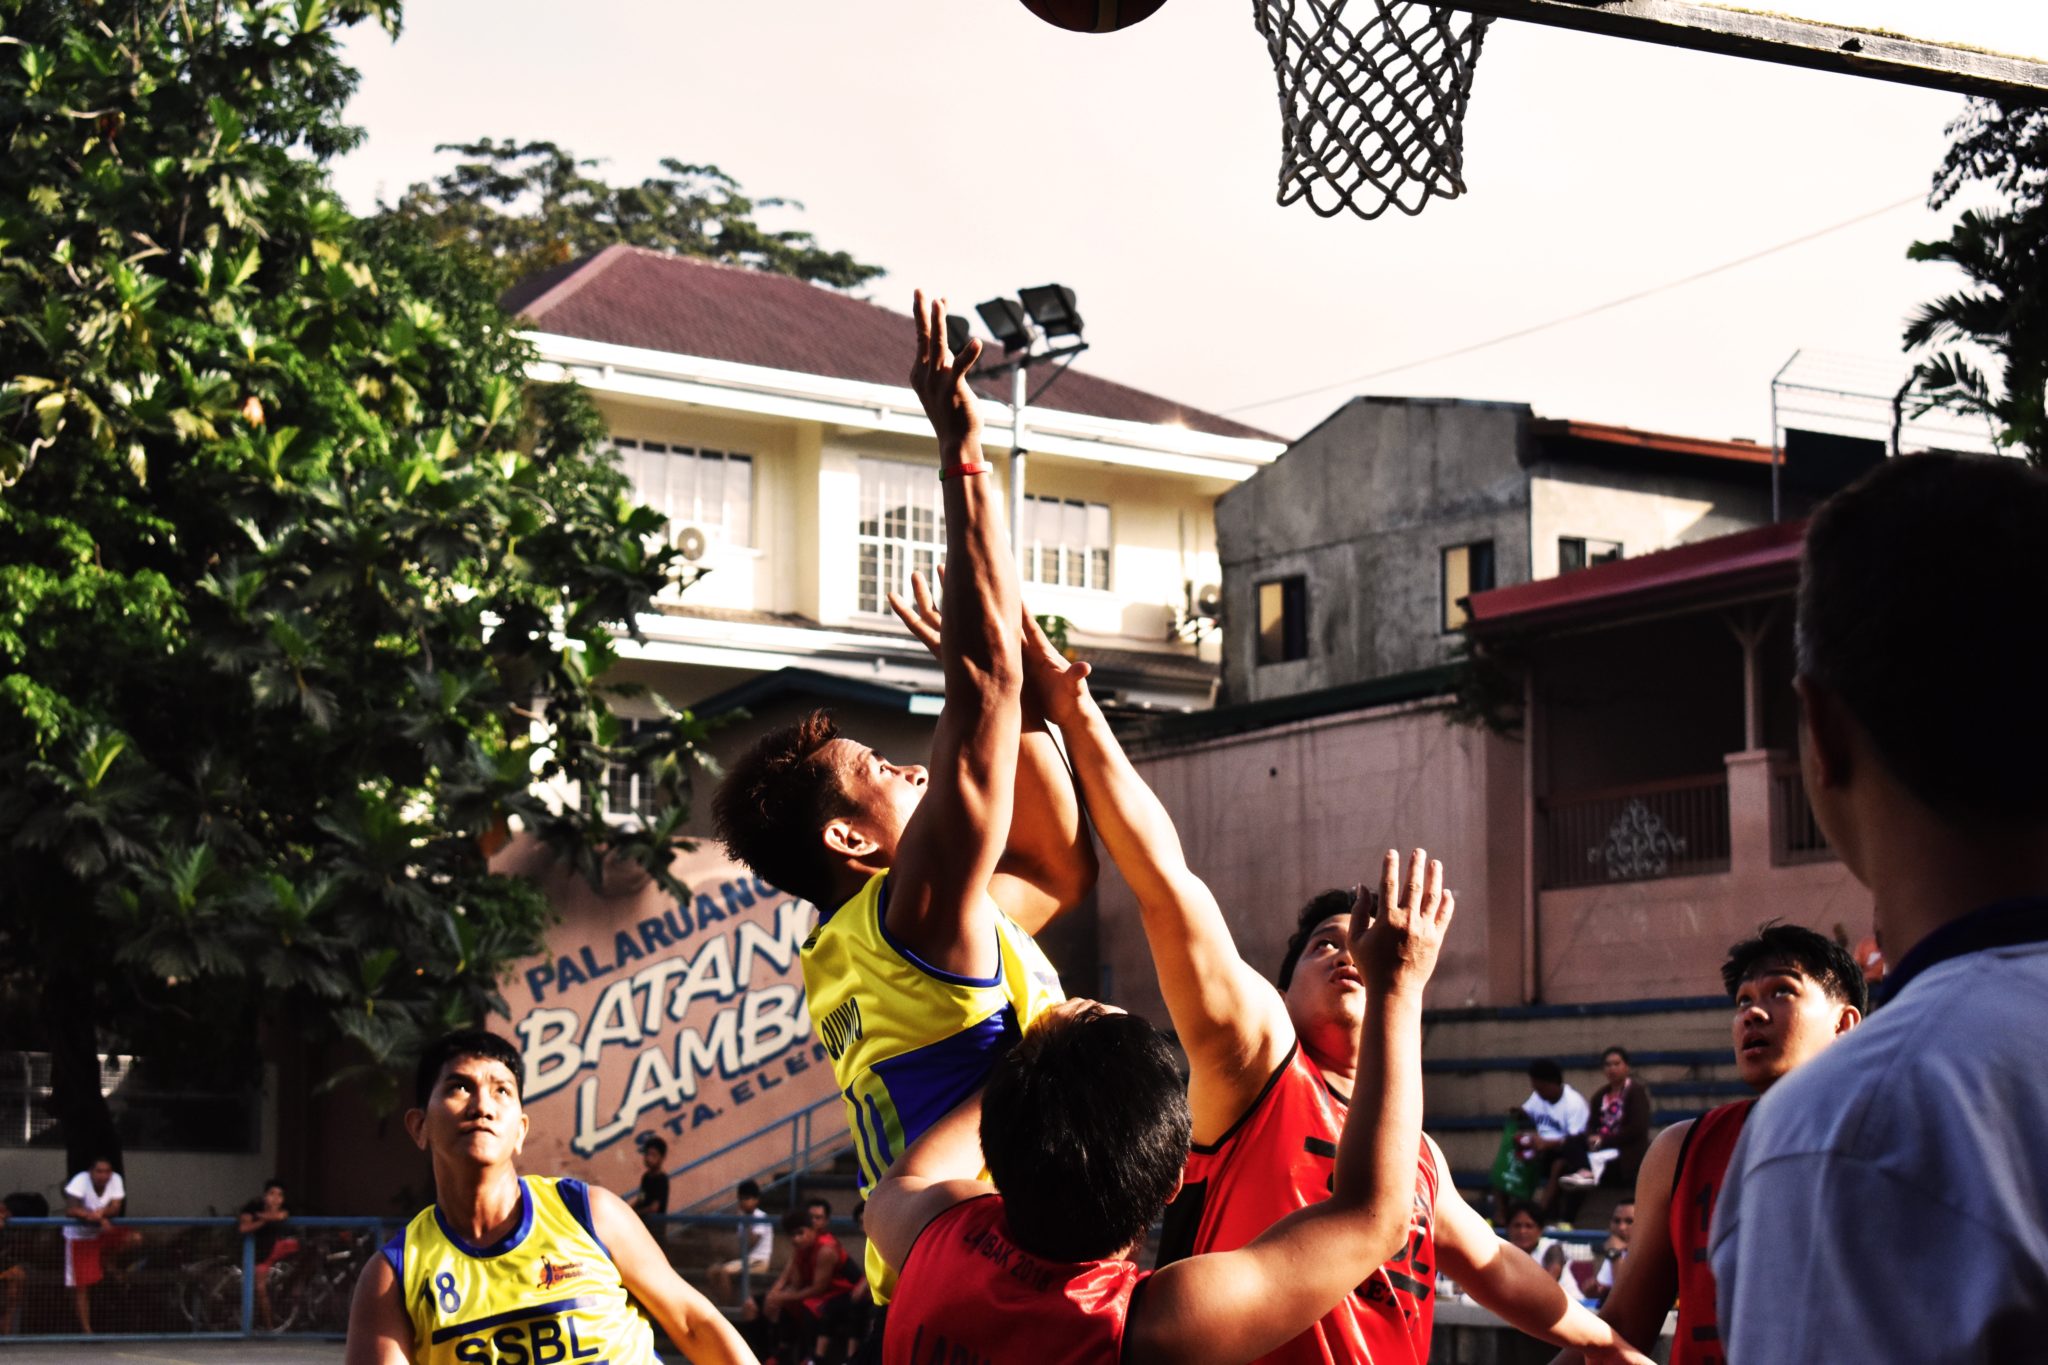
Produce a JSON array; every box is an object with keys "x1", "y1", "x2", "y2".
[{"x1": 1253, "y1": 0, "x2": 1493, "y2": 219}]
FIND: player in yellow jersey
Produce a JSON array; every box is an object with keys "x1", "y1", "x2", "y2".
[
  {"x1": 344, "y1": 1030, "x2": 753, "y2": 1365},
  {"x1": 712, "y1": 293, "x2": 1093, "y2": 1300}
]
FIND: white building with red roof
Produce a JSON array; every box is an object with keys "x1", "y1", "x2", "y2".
[{"x1": 504, "y1": 246, "x2": 1285, "y2": 823}]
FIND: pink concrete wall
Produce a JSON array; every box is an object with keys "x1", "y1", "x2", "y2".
[
  {"x1": 1096, "y1": 703, "x2": 1513, "y2": 1024},
  {"x1": 1536, "y1": 749, "x2": 1871, "y2": 1002}
]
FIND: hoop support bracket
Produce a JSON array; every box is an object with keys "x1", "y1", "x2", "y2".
[{"x1": 1451, "y1": 0, "x2": 2048, "y2": 104}]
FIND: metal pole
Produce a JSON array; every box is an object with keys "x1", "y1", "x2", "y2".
[
  {"x1": 1010, "y1": 362, "x2": 1028, "y2": 566},
  {"x1": 1769, "y1": 350, "x2": 1800, "y2": 522},
  {"x1": 239, "y1": 1226, "x2": 255, "y2": 1336}
]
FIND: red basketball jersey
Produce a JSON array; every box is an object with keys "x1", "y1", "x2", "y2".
[
  {"x1": 1668, "y1": 1099, "x2": 1755, "y2": 1365},
  {"x1": 885, "y1": 1194, "x2": 1145, "y2": 1365},
  {"x1": 1158, "y1": 1045, "x2": 1438, "y2": 1365}
]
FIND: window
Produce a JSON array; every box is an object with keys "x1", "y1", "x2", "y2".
[
  {"x1": 0, "y1": 1053, "x2": 258, "y2": 1153},
  {"x1": 1441, "y1": 541, "x2": 1496, "y2": 632},
  {"x1": 856, "y1": 458, "x2": 946, "y2": 614},
  {"x1": 614, "y1": 438, "x2": 754, "y2": 547},
  {"x1": 1559, "y1": 536, "x2": 1622, "y2": 574},
  {"x1": 1022, "y1": 495, "x2": 1113, "y2": 591},
  {"x1": 1257, "y1": 576, "x2": 1309, "y2": 664},
  {"x1": 603, "y1": 718, "x2": 664, "y2": 822}
]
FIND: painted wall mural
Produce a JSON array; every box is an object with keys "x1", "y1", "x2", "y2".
[{"x1": 492, "y1": 838, "x2": 838, "y2": 1205}]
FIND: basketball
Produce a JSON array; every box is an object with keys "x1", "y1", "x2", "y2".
[{"x1": 1018, "y1": 0, "x2": 1170, "y2": 34}]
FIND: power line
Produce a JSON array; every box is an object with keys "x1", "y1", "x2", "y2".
[{"x1": 1222, "y1": 193, "x2": 1927, "y2": 416}]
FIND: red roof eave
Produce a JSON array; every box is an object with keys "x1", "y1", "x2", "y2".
[{"x1": 1465, "y1": 520, "x2": 1807, "y2": 635}]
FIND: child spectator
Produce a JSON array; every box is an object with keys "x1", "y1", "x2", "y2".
[
  {"x1": 623, "y1": 1135, "x2": 670, "y2": 1232},
  {"x1": 237, "y1": 1178, "x2": 299, "y2": 1331},
  {"x1": 707, "y1": 1178, "x2": 773, "y2": 1308}
]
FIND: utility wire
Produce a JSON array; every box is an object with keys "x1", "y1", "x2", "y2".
[{"x1": 1222, "y1": 193, "x2": 1926, "y2": 415}]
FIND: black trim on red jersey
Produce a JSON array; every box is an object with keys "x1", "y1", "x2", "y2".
[
  {"x1": 1155, "y1": 1177, "x2": 1207, "y2": 1268},
  {"x1": 1188, "y1": 1041, "x2": 1300, "y2": 1156},
  {"x1": 901, "y1": 1191, "x2": 1000, "y2": 1277}
]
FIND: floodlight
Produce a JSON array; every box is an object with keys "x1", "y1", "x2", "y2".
[
  {"x1": 976, "y1": 297, "x2": 1032, "y2": 352},
  {"x1": 1018, "y1": 284, "x2": 1083, "y2": 339},
  {"x1": 945, "y1": 315, "x2": 973, "y2": 356}
]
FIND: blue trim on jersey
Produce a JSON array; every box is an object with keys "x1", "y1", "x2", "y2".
[
  {"x1": 428, "y1": 1293, "x2": 602, "y2": 1344},
  {"x1": 863, "y1": 1093, "x2": 897, "y2": 1167},
  {"x1": 433, "y1": 1177, "x2": 535, "y2": 1259},
  {"x1": 555, "y1": 1178, "x2": 611, "y2": 1260},
  {"x1": 380, "y1": 1226, "x2": 405, "y2": 1277},
  {"x1": 874, "y1": 876, "x2": 1004, "y2": 988},
  {"x1": 869, "y1": 1007, "x2": 1021, "y2": 1156}
]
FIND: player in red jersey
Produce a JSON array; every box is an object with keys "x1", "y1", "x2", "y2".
[
  {"x1": 1547, "y1": 923, "x2": 1865, "y2": 1365},
  {"x1": 868, "y1": 848, "x2": 1458, "y2": 1365},
  {"x1": 1013, "y1": 646, "x2": 1643, "y2": 1365}
]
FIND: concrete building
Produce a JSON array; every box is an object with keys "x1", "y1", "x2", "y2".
[{"x1": 1215, "y1": 397, "x2": 1870, "y2": 704}]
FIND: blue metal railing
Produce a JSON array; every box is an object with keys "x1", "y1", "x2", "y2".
[{"x1": 672, "y1": 1092, "x2": 853, "y2": 1213}]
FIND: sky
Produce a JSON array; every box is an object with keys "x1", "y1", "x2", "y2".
[{"x1": 330, "y1": 2, "x2": 2048, "y2": 446}]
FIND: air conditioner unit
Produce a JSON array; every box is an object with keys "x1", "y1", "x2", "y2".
[{"x1": 675, "y1": 525, "x2": 713, "y2": 564}]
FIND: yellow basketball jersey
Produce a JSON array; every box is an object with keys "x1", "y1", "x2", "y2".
[
  {"x1": 802, "y1": 868, "x2": 1066, "y2": 1298},
  {"x1": 383, "y1": 1175, "x2": 659, "y2": 1365}
]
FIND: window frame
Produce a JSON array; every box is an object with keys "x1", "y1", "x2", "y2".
[
  {"x1": 613, "y1": 437, "x2": 756, "y2": 548},
  {"x1": 855, "y1": 457, "x2": 948, "y2": 615},
  {"x1": 1256, "y1": 574, "x2": 1310, "y2": 665},
  {"x1": 1441, "y1": 540, "x2": 1497, "y2": 633},
  {"x1": 1021, "y1": 493, "x2": 1114, "y2": 593}
]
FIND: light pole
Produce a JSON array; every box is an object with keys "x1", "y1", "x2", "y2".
[{"x1": 949, "y1": 286, "x2": 1088, "y2": 565}]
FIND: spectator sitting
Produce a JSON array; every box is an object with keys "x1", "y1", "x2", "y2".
[
  {"x1": 1548, "y1": 1047, "x2": 1652, "y2": 1210},
  {"x1": 1497, "y1": 1060, "x2": 1587, "y2": 1221},
  {"x1": 1503, "y1": 1202, "x2": 1576, "y2": 1290},
  {"x1": 765, "y1": 1203, "x2": 855, "y2": 1364},
  {"x1": 62, "y1": 1157, "x2": 131, "y2": 1334},
  {"x1": 707, "y1": 1178, "x2": 773, "y2": 1309},
  {"x1": 236, "y1": 1178, "x2": 299, "y2": 1332},
  {"x1": 623, "y1": 1135, "x2": 670, "y2": 1233},
  {"x1": 1575, "y1": 1200, "x2": 1633, "y2": 1306}
]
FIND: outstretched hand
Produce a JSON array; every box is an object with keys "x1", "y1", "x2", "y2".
[
  {"x1": 888, "y1": 569, "x2": 1094, "y2": 725},
  {"x1": 1354, "y1": 848, "x2": 1454, "y2": 998},
  {"x1": 910, "y1": 289, "x2": 984, "y2": 456}
]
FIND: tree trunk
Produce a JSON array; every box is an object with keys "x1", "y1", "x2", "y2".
[{"x1": 41, "y1": 971, "x2": 122, "y2": 1179}]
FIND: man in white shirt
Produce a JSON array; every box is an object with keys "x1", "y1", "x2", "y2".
[
  {"x1": 61, "y1": 1158, "x2": 126, "y2": 1334},
  {"x1": 707, "y1": 1178, "x2": 775, "y2": 1308},
  {"x1": 1710, "y1": 453, "x2": 2048, "y2": 1363},
  {"x1": 1505, "y1": 1059, "x2": 1587, "y2": 1220}
]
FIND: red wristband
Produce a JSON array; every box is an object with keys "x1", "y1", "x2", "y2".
[{"x1": 941, "y1": 460, "x2": 993, "y2": 479}]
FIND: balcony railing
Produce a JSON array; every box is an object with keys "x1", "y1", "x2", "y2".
[
  {"x1": 1539, "y1": 774, "x2": 1731, "y2": 889},
  {"x1": 1770, "y1": 759, "x2": 1835, "y2": 864}
]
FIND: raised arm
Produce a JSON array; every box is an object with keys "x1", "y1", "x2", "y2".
[
  {"x1": 884, "y1": 292, "x2": 1024, "y2": 980},
  {"x1": 1424, "y1": 1139, "x2": 1649, "y2": 1364},
  {"x1": 888, "y1": 573, "x2": 1096, "y2": 935},
  {"x1": 592, "y1": 1186, "x2": 756, "y2": 1365},
  {"x1": 1048, "y1": 644, "x2": 1293, "y2": 1136},
  {"x1": 1128, "y1": 851, "x2": 1450, "y2": 1365}
]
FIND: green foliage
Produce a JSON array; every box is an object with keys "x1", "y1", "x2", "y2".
[
  {"x1": 384, "y1": 138, "x2": 887, "y2": 295},
  {"x1": 1906, "y1": 101, "x2": 2048, "y2": 467},
  {"x1": 0, "y1": 0, "x2": 712, "y2": 1147}
]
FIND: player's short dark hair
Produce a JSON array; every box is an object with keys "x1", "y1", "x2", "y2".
[
  {"x1": 780, "y1": 1207, "x2": 810, "y2": 1235},
  {"x1": 712, "y1": 710, "x2": 858, "y2": 908},
  {"x1": 262, "y1": 1178, "x2": 284, "y2": 1193},
  {"x1": 1797, "y1": 453, "x2": 2048, "y2": 826},
  {"x1": 641, "y1": 1136, "x2": 668, "y2": 1158},
  {"x1": 1276, "y1": 886, "x2": 1377, "y2": 989},
  {"x1": 1602, "y1": 1046, "x2": 1630, "y2": 1065},
  {"x1": 981, "y1": 1006, "x2": 1191, "y2": 1263},
  {"x1": 736, "y1": 1179, "x2": 761, "y2": 1200},
  {"x1": 1721, "y1": 923, "x2": 1867, "y2": 1014},
  {"x1": 1527, "y1": 1058, "x2": 1563, "y2": 1085},
  {"x1": 413, "y1": 1029, "x2": 525, "y2": 1108}
]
